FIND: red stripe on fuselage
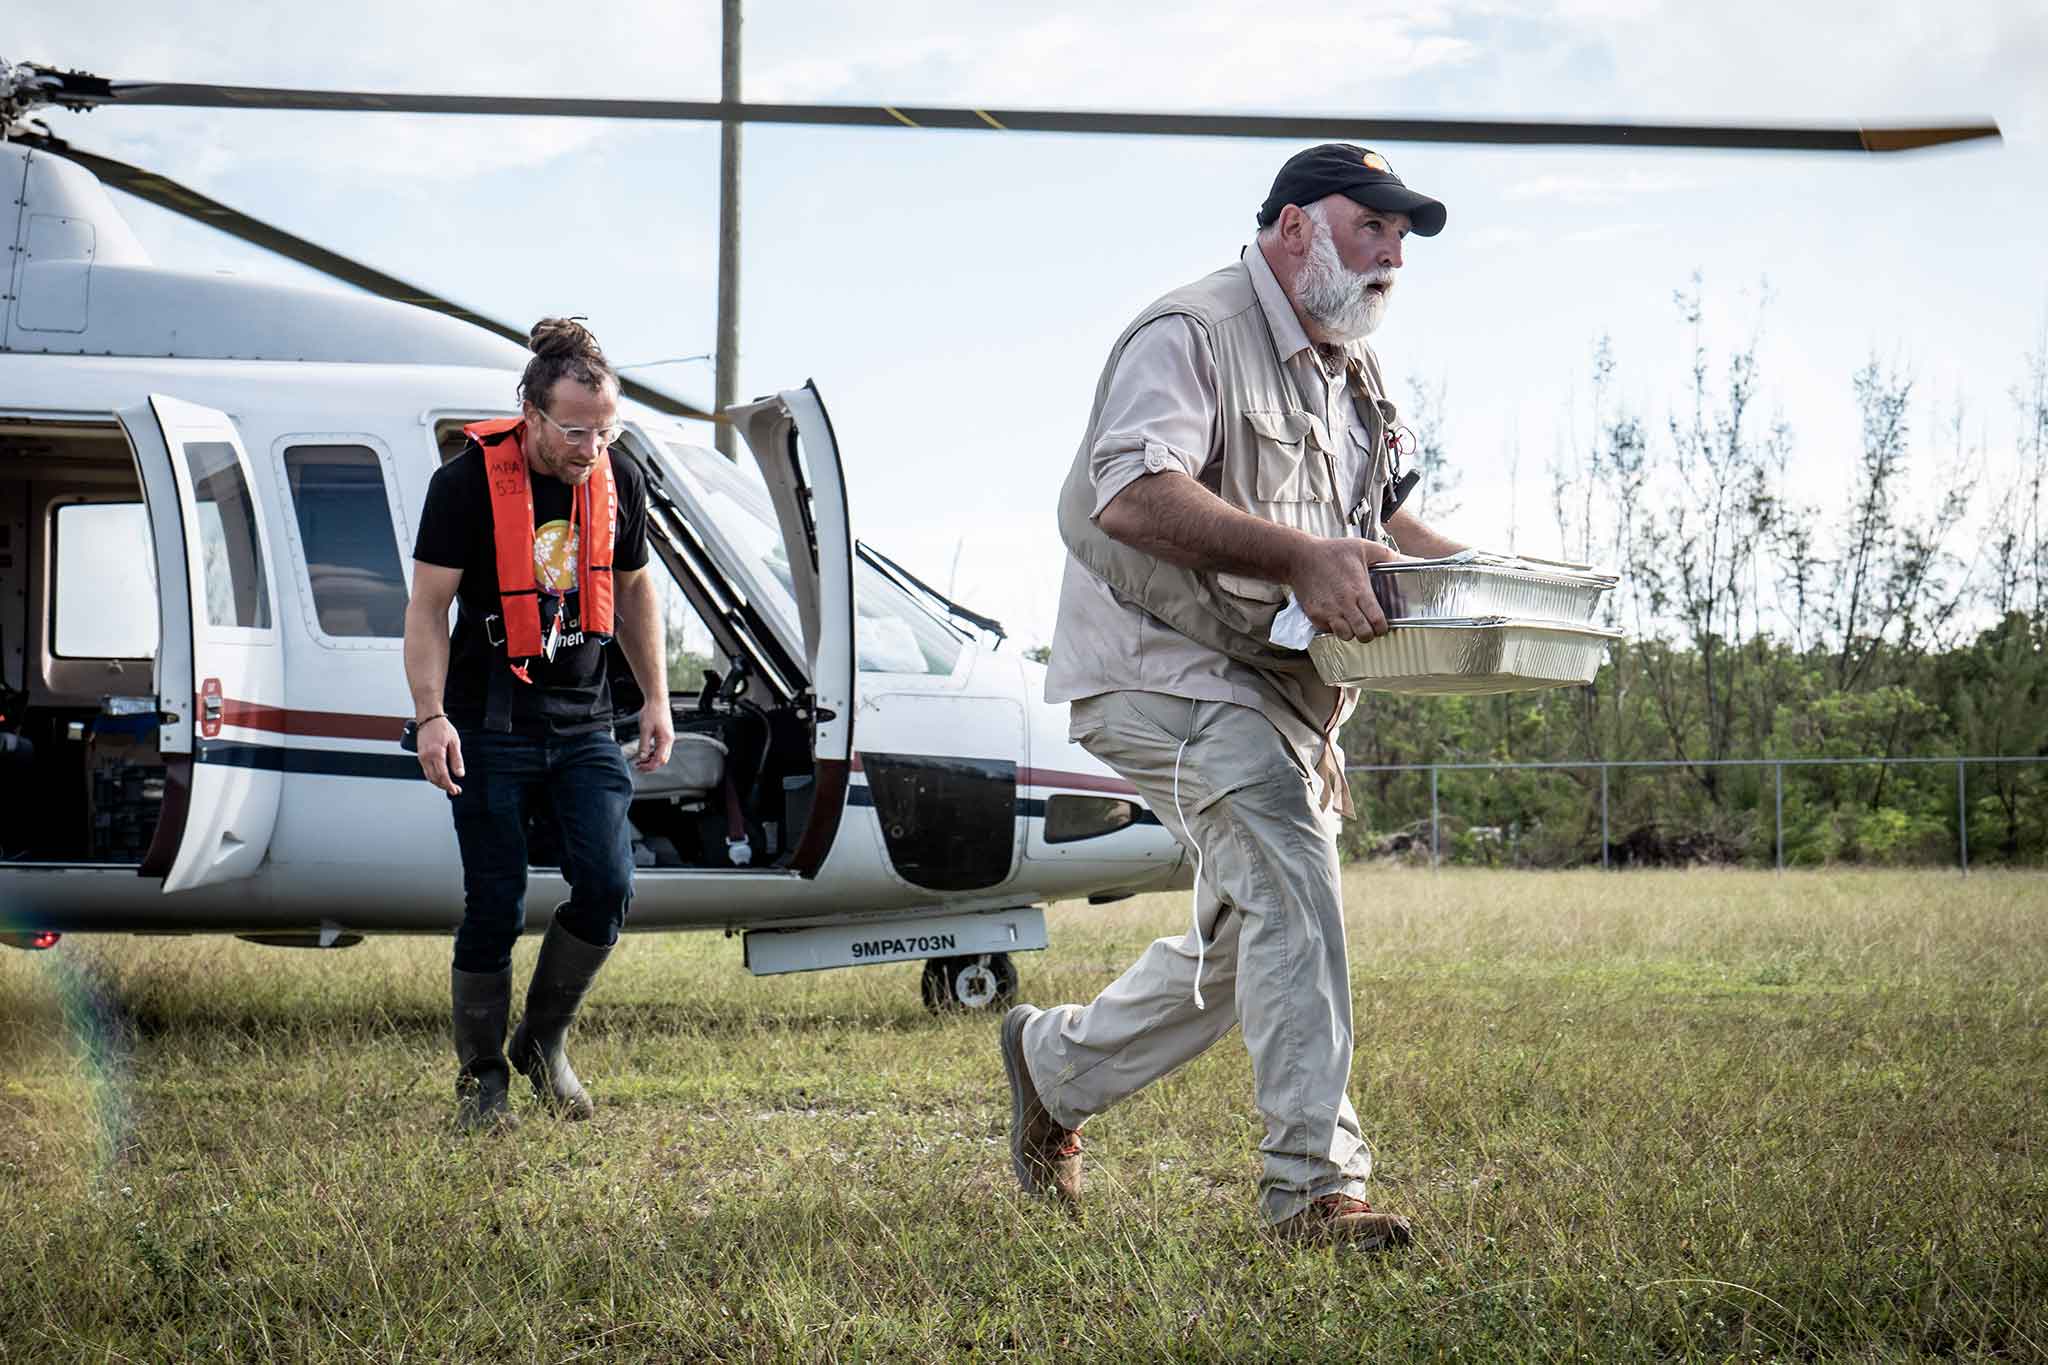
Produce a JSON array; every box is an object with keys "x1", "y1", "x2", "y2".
[
  {"x1": 846, "y1": 750, "x2": 1135, "y2": 797},
  {"x1": 1019, "y1": 766, "x2": 1139, "y2": 797},
  {"x1": 215, "y1": 699, "x2": 401, "y2": 741}
]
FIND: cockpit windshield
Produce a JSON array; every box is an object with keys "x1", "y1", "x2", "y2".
[{"x1": 660, "y1": 440, "x2": 967, "y2": 677}]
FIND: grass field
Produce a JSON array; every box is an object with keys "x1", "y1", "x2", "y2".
[{"x1": 2, "y1": 869, "x2": 2044, "y2": 1362}]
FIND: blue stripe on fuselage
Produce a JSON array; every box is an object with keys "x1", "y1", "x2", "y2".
[{"x1": 197, "y1": 741, "x2": 424, "y2": 780}]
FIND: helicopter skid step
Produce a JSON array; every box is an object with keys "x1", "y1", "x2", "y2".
[{"x1": 743, "y1": 907, "x2": 1046, "y2": 977}]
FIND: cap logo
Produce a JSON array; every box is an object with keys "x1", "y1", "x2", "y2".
[{"x1": 1360, "y1": 150, "x2": 1391, "y2": 173}]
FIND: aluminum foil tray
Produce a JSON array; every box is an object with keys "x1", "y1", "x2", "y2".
[
  {"x1": 1309, "y1": 617, "x2": 1623, "y2": 694},
  {"x1": 1371, "y1": 551, "x2": 1618, "y2": 624}
]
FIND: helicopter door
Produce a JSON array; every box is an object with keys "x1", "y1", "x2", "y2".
[
  {"x1": 120, "y1": 395, "x2": 285, "y2": 893},
  {"x1": 723, "y1": 383, "x2": 856, "y2": 877}
]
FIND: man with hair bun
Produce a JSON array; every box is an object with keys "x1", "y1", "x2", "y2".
[
  {"x1": 404, "y1": 316, "x2": 675, "y2": 1131},
  {"x1": 1001, "y1": 146, "x2": 1469, "y2": 1246}
]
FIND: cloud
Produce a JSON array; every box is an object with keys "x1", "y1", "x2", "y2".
[
  {"x1": 14, "y1": 2, "x2": 720, "y2": 98},
  {"x1": 1504, "y1": 170, "x2": 1700, "y2": 203},
  {"x1": 1459, "y1": 225, "x2": 1521, "y2": 250},
  {"x1": 1532, "y1": 0, "x2": 2046, "y2": 141},
  {"x1": 746, "y1": 1, "x2": 1481, "y2": 109},
  {"x1": 13, "y1": 1, "x2": 717, "y2": 181},
  {"x1": 27, "y1": 0, "x2": 2036, "y2": 196},
  {"x1": 18, "y1": 0, "x2": 1485, "y2": 193},
  {"x1": 1562, "y1": 221, "x2": 1648, "y2": 243}
]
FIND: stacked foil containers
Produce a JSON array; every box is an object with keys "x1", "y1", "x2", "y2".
[{"x1": 1308, "y1": 552, "x2": 1623, "y2": 694}]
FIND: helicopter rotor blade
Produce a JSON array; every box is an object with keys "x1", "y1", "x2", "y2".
[
  {"x1": 53, "y1": 74, "x2": 2001, "y2": 153},
  {"x1": 12, "y1": 128, "x2": 720, "y2": 425}
]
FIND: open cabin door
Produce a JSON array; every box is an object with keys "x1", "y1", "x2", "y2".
[
  {"x1": 119, "y1": 395, "x2": 284, "y2": 893},
  {"x1": 721, "y1": 384, "x2": 856, "y2": 877}
]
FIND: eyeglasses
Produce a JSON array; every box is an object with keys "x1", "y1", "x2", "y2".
[{"x1": 531, "y1": 406, "x2": 624, "y2": 447}]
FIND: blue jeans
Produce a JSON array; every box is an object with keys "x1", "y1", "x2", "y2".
[{"x1": 448, "y1": 728, "x2": 636, "y2": 974}]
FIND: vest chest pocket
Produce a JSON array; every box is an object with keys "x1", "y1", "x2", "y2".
[
  {"x1": 1212, "y1": 409, "x2": 1349, "y2": 609},
  {"x1": 1242, "y1": 410, "x2": 1337, "y2": 503}
]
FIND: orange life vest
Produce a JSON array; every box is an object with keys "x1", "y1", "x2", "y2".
[{"x1": 463, "y1": 418, "x2": 617, "y2": 670}]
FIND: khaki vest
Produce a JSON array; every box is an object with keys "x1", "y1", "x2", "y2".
[{"x1": 1056, "y1": 256, "x2": 1399, "y2": 773}]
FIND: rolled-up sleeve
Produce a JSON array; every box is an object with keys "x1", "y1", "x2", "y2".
[{"x1": 1086, "y1": 314, "x2": 1219, "y2": 518}]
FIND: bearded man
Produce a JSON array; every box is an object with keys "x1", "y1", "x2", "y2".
[
  {"x1": 1001, "y1": 145, "x2": 1466, "y2": 1246},
  {"x1": 404, "y1": 317, "x2": 674, "y2": 1131}
]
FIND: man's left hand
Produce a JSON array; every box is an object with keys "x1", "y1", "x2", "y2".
[{"x1": 634, "y1": 705, "x2": 675, "y2": 773}]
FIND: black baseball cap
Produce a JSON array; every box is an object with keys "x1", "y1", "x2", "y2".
[{"x1": 1256, "y1": 143, "x2": 1447, "y2": 237}]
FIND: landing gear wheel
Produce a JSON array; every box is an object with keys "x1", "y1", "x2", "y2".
[{"x1": 920, "y1": 952, "x2": 1018, "y2": 1013}]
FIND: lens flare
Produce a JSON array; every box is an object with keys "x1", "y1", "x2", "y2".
[{"x1": 2, "y1": 912, "x2": 138, "y2": 1176}]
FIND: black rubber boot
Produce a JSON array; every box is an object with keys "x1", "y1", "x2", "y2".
[
  {"x1": 451, "y1": 966, "x2": 519, "y2": 1132},
  {"x1": 508, "y1": 918, "x2": 613, "y2": 1120}
]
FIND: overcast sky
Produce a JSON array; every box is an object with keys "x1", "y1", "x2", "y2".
[{"x1": 15, "y1": 1, "x2": 2046, "y2": 648}]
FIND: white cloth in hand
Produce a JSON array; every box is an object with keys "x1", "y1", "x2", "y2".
[{"x1": 1269, "y1": 595, "x2": 1317, "y2": 649}]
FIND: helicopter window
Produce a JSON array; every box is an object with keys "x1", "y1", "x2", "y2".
[
  {"x1": 654, "y1": 571, "x2": 724, "y2": 691},
  {"x1": 659, "y1": 441, "x2": 965, "y2": 677},
  {"x1": 52, "y1": 502, "x2": 159, "y2": 658},
  {"x1": 433, "y1": 416, "x2": 516, "y2": 465},
  {"x1": 283, "y1": 445, "x2": 408, "y2": 639},
  {"x1": 852, "y1": 561, "x2": 966, "y2": 676},
  {"x1": 185, "y1": 441, "x2": 272, "y2": 630}
]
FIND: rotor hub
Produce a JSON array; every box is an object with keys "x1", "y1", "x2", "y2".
[
  {"x1": 1, "y1": 60, "x2": 49, "y2": 128},
  {"x1": 1, "y1": 62, "x2": 110, "y2": 134}
]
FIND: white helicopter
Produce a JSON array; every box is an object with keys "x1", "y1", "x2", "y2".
[
  {"x1": 0, "y1": 61, "x2": 1995, "y2": 1007},
  {"x1": 0, "y1": 137, "x2": 1192, "y2": 1010}
]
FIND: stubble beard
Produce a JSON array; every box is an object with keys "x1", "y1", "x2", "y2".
[
  {"x1": 1296, "y1": 216, "x2": 1394, "y2": 342},
  {"x1": 533, "y1": 431, "x2": 597, "y2": 485}
]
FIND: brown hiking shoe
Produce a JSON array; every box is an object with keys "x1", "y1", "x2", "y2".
[
  {"x1": 1001, "y1": 1004, "x2": 1082, "y2": 1204},
  {"x1": 1272, "y1": 1194, "x2": 1414, "y2": 1250}
]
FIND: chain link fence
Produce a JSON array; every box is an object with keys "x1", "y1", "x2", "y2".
[{"x1": 1341, "y1": 755, "x2": 2048, "y2": 871}]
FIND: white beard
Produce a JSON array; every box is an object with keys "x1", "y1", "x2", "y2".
[{"x1": 1296, "y1": 213, "x2": 1393, "y2": 341}]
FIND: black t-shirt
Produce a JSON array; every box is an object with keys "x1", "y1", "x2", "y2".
[{"x1": 413, "y1": 439, "x2": 650, "y2": 736}]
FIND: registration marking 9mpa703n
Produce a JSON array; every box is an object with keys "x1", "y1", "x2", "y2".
[
  {"x1": 851, "y1": 933, "x2": 957, "y2": 960},
  {"x1": 743, "y1": 909, "x2": 1048, "y2": 977}
]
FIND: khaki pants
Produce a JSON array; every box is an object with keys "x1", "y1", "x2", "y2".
[{"x1": 1021, "y1": 690, "x2": 1372, "y2": 1224}]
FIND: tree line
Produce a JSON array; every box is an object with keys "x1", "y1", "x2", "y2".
[{"x1": 1343, "y1": 276, "x2": 2048, "y2": 867}]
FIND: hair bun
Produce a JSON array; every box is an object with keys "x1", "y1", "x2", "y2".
[
  {"x1": 528, "y1": 316, "x2": 598, "y2": 358},
  {"x1": 517, "y1": 316, "x2": 616, "y2": 407}
]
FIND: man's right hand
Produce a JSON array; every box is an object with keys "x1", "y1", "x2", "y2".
[
  {"x1": 1288, "y1": 537, "x2": 1410, "y2": 642},
  {"x1": 418, "y1": 717, "x2": 464, "y2": 796}
]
